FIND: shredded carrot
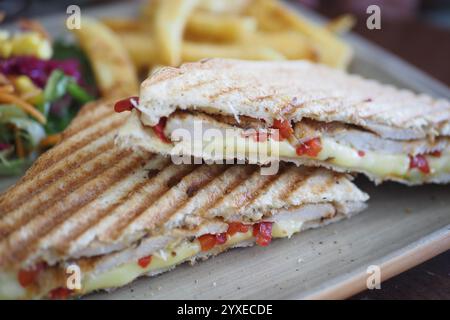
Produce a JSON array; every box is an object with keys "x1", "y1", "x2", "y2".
[
  {"x1": 14, "y1": 127, "x2": 25, "y2": 159},
  {"x1": 0, "y1": 92, "x2": 46, "y2": 124},
  {"x1": 0, "y1": 73, "x2": 11, "y2": 86},
  {"x1": 40, "y1": 134, "x2": 61, "y2": 148},
  {"x1": 0, "y1": 85, "x2": 14, "y2": 93},
  {"x1": 19, "y1": 19, "x2": 51, "y2": 41}
]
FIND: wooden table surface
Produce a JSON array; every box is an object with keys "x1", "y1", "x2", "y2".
[{"x1": 337, "y1": 13, "x2": 450, "y2": 300}]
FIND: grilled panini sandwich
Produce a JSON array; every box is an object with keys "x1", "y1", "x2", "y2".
[
  {"x1": 0, "y1": 100, "x2": 368, "y2": 299},
  {"x1": 117, "y1": 58, "x2": 450, "y2": 185}
]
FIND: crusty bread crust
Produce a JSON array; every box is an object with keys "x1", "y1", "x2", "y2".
[{"x1": 138, "y1": 59, "x2": 450, "y2": 140}]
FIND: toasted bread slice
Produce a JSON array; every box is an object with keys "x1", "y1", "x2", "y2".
[{"x1": 118, "y1": 59, "x2": 450, "y2": 184}]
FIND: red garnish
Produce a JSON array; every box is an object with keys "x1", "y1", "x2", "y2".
[
  {"x1": 198, "y1": 233, "x2": 228, "y2": 251},
  {"x1": 49, "y1": 287, "x2": 73, "y2": 300},
  {"x1": 252, "y1": 222, "x2": 273, "y2": 247},
  {"x1": 152, "y1": 117, "x2": 170, "y2": 143},
  {"x1": 358, "y1": 150, "x2": 365, "y2": 157},
  {"x1": 429, "y1": 150, "x2": 442, "y2": 157},
  {"x1": 409, "y1": 154, "x2": 430, "y2": 174},
  {"x1": 114, "y1": 96, "x2": 139, "y2": 113},
  {"x1": 138, "y1": 255, "x2": 152, "y2": 268},
  {"x1": 296, "y1": 137, "x2": 322, "y2": 157},
  {"x1": 241, "y1": 130, "x2": 268, "y2": 142},
  {"x1": 227, "y1": 222, "x2": 250, "y2": 237},
  {"x1": 18, "y1": 262, "x2": 47, "y2": 287},
  {"x1": 271, "y1": 119, "x2": 293, "y2": 141},
  {"x1": 198, "y1": 234, "x2": 218, "y2": 251},
  {"x1": 253, "y1": 131, "x2": 268, "y2": 142},
  {"x1": 215, "y1": 233, "x2": 227, "y2": 245}
]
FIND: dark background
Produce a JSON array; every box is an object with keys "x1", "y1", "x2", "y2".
[{"x1": 1, "y1": 0, "x2": 449, "y2": 300}]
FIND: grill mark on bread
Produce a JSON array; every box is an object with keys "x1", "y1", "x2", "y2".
[
  {"x1": 161, "y1": 165, "x2": 237, "y2": 227},
  {"x1": 0, "y1": 138, "x2": 116, "y2": 215},
  {"x1": 278, "y1": 167, "x2": 311, "y2": 202},
  {"x1": 0, "y1": 114, "x2": 125, "y2": 210},
  {"x1": 11, "y1": 114, "x2": 125, "y2": 184},
  {"x1": 48, "y1": 155, "x2": 160, "y2": 255},
  {"x1": 179, "y1": 79, "x2": 213, "y2": 95},
  {"x1": 207, "y1": 86, "x2": 240, "y2": 101},
  {"x1": 36, "y1": 115, "x2": 125, "y2": 171},
  {"x1": 0, "y1": 97, "x2": 370, "y2": 271},
  {"x1": 393, "y1": 105, "x2": 450, "y2": 128},
  {"x1": 109, "y1": 165, "x2": 229, "y2": 242},
  {"x1": 156, "y1": 165, "x2": 229, "y2": 226},
  {"x1": 237, "y1": 166, "x2": 287, "y2": 213},
  {"x1": 57, "y1": 161, "x2": 182, "y2": 254},
  {"x1": 0, "y1": 148, "x2": 131, "y2": 240},
  {"x1": 0, "y1": 152, "x2": 145, "y2": 267},
  {"x1": 136, "y1": 59, "x2": 450, "y2": 140},
  {"x1": 63, "y1": 103, "x2": 115, "y2": 139},
  {"x1": 55, "y1": 156, "x2": 173, "y2": 253},
  {"x1": 218, "y1": 166, "x2": 286, "y2": 215},
  {"x1": 100, "y1": 164, "x2": 198, "y2": 242},
  {"x1": 249, "y1": 94, "x2": 277, "y2": 103},
  {"x1": 199, "y1": 165, "x2": 257, "y2": 219}
]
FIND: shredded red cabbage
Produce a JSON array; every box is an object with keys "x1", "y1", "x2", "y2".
[
  {"x1": 0, "y1": 143, "x2": 12, "y2": 151},
  {"x1": 0, "y1": 56, "x2": 81, "y2": 88}
]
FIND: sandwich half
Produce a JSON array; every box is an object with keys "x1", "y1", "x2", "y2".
[
  {"x1": 0, "y1": 100, "x2": 368, "y2": 299},
  {"x1": 116, "y1": 59, "x2": 450, "y2": 185}
]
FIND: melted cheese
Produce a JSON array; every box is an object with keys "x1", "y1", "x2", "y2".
[
  {"x1": 0, "y1": 271, "x2": 26, "y2": 299},
  {"x1": 172, "y1": 133, "x2": 450, "y2": 182},
  {"x1": 121, "y1": 112, "x2": 449, "y2": 181},
  {"x1": 81, "y1": 222, "x2": 300, "y2": 294},
  {"x1": 0, "y1": 220, "x2": 306, "y2": 299}
]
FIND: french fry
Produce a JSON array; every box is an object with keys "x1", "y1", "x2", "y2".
[
  {"x1": 182, "y1": 41, "x2": 285, "y2": 62},
  {"x1": 246, "y1": 0, "x2": 288, "y2": 31},
  {"x1": 140, "y1": 0, "x2": 158, "y2": 20},
  {"x1": 326, "y1": 14, "x2": 356, "y2": 34},
  {"x1": 127, "y1": 10, "x2": 257, "y2": 43},
  {"x1": 241, "y1": 31, "x2": 318, "y2": 60},
  {"x1": 117, "y1": 32, "x2": 159, "y2": 69},
  {"x1": 248, "y1": 0, "x2": 353, "y2": 69},
  {"x1": 186, "y1": 11, "x2": 257, "y2": 42},
  {"x1": 102, "y1": 18, "x2": 149, "y2": 33},
  {"x1": 197, "y1": 0, "x2": 252, "y2": 14},
  {"x1": 154, "y1": 0, "x2": 199, "y2": 66},
  {"x1": 110, "y1": 0, "x2": 353, "y2": 71},
  {"x1": 118, "y1": 32, "x2": 284, "y2": 67},
  {"x1": 71, "y1": 18, "x2": 139, "y2": 98}
]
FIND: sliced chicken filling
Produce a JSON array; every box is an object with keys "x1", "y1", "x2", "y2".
[
  {"x1": 1, "y1": 203, "x2": 359, "y2": 299},
  {"x1": 143, "y1": 111, "x2": 450, "y2": 182}
]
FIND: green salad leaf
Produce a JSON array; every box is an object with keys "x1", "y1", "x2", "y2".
[
  {"x1": 0, "y1": 155, "x2": 33, "y2": 176},
  {"x1": 8, "y1": 118, "x2": 46, "y2": 146},
  {"x1": 44, "y1": 70, "x2": 70, "y2": 103},
  {"x1": 67, "y1": 81, "x2": 94, "y2": 104},
  {"x1": 52, "y1": 40, "x2": 97, "y2": 89},
  {"x1": 0, "y1": 104, "x2": 27, "y2": 122}
]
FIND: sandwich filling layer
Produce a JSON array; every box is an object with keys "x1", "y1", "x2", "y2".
[
  {"x1": 0, "y1": 206, "x2": 353, "y2": 299},
  {"x1": 119, "y1": 110, "x2": 450, "y2": 184}
]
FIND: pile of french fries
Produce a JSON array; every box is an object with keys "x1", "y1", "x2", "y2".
[{"x1": 72, "y1": 0, "x2": 354, "y2": 99}]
